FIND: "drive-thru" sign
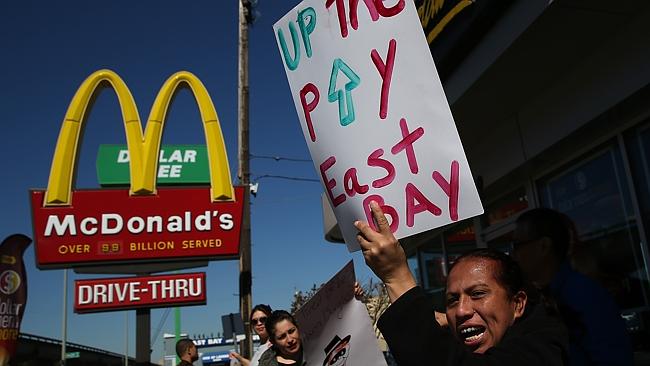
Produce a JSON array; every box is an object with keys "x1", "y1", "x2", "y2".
[{"x1": 74, "y1": 272, "x2": 206, "y2": 313}]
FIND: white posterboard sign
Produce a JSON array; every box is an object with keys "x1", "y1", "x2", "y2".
[
  {"x1": 274, "y1": 0, "x2": 484, "y2": 250},
  {"x1": 294, "y1": 261, "x2": 387, "y2": 366}
]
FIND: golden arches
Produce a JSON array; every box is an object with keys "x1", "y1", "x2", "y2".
[{"x1": 44, "y1": 69, "x2": 234, "y2": 206}]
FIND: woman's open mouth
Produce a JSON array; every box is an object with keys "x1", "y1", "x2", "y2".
[{"x1": 459, "y1": 326, "x2": 485, "y2": 346}]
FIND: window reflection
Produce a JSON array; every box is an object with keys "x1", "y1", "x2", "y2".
[
  {"x1": 486, "y1": 188, "x2": 529, "y2": 226},
  {"x1": 538, "y1": 145, "x2": 650, "y2": 309},
  {"x1": 418, "y1": 235, "x2": 445, "y2": 310},
  {"x1": 416, "y1": 220, "x2": 478, "y2": 310},
  {"x1": 407, "y1": 253, "x2": 420, "y2": 287},
  {"x1": 487, "y1": 231, "x2": 514, "y2": 255}
]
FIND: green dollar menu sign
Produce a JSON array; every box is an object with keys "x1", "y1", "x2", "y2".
[{"x1": 96, "y1": 144, "x2": 210, "y2": 186}]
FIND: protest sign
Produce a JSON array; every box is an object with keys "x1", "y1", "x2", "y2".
[
  {"x1": 294, "y1": 261, "x2": 387, "y2": 366},
  {"x1": 274, "y1": 0, "x2": 483, "y2": 250}
]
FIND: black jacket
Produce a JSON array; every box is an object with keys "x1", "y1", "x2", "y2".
[
  {"x1": 378, "y1": 287, "x2": 568, "y2": 366},
  {"x1": 258, "y1": 346, "x2": 306, "y2": 366}
]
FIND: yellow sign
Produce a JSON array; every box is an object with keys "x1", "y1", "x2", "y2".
[
  {"x1": 44, "y1": 69, "x2": 234, "y2": 206},
  {"x1": 417, "y1": 0, "x2": 474, "y2": 43}
]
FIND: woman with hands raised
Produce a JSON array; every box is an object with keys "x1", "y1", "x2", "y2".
[{"x1": 354, "y1": 201, "x2": 568, "y2": 366}]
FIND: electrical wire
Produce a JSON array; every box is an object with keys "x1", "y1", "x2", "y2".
[
  {"x1": 151, "y1": 308, "x2": 172, "y2": 345},
  {"x1": 252, "y1": 174, "x2": 319, "y2": 183},
  {"x1": 250, "y1": 154, "x2": 312, "y2": 163}
]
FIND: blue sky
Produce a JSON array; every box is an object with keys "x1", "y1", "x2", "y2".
[{"x1": 0, "y1": 0, "x2": 375, "y2": 362}]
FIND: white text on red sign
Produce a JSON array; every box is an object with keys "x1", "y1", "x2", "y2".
[{"x1": 74, "y1": 272, "x2": 206, "y2": 313}]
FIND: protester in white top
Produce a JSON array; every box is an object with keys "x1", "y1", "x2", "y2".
[{"x1": 230, "y1": 304, "x2": 273, "y2": 366}]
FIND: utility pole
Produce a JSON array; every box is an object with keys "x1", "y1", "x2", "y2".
[
  {"x1": 174, "y1": 307, "x2": 181, "y2": 364},
  {"x1": 125, "y1": 311, "x2": 129, "y2": 366},
  {"x1": 135, "y1": 273, "x2": 150, "y2": 366},
  {"x1": 61, "y1": 269, "x2": 67, "y2": 366},
  {"x1": 238, "y1": 0, "x2": 253, "y2": 359},
  {"x1": 135, "y1": 308, "x2": 151, "y2": 365}
]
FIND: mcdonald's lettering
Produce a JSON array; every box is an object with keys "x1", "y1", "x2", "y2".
[
  {"x1": 43, "y1": 210, "x2": 234, "y2": 237},
  {"x1": 30, "y1": 70, "x2": 243, "y2": 269},
  {"x1": 31, "y1": 183, "x2": 244, "y2": 269}
]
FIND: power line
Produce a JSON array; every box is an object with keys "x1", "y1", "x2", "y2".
[
  {"x1": 252, "y1": 174, "x2": 320, "y2": 183},
  {"x1": 151, "y1": 308, "x2": 172, "y2": 345},
  {"x1": 250, "y1": 154, "x2": 312, "y2": 163}
]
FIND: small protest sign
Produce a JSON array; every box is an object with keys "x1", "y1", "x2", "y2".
[
  {"x1": 274, "y1": 0, "x2": 483, "y2": 250},
  {"x1": 294, "y1": 261, "x2": 387, "y2": 366}
]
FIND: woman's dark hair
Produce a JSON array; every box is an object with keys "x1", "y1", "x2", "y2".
[
  {"x1": 265, "y1": 310, "x2": 298, "y2": 343},
  {"x1": 250, "y1": 304, "x2": 272, "y2": 321},
  {"x1": 451, "y1": 248, "x2": 525, "y2": 298}
]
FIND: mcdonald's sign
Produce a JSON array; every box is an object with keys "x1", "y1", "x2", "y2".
[{"x1": 29, "y1": 70, "x2": 244, "y2": 269}]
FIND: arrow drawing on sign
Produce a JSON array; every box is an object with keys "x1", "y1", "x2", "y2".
[{"x1": 328, "y1": 58, "x2": 361, "y2": 126}]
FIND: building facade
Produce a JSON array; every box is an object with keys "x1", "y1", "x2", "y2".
[{"x1": 323, "y1": 0, "x2": 650, "y2": 357}]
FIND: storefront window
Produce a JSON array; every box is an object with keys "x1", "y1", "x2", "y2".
[
  {"x1": 444, "y1": 221, "x2": 478, "y2": 265},
  {"x1": 418, "y1": 235, "x2": 446, "y2": 310},
  {"x1": 486, "y1": 187, "x2": 529, "y2": 226},
  {"x1": 538, "y1": 145, "x2": 650, "y2": 310},
  {"x1": 419, "y1": 236, "x2": 445, "y2": 290},
  {"x1": 407, "y1": 253, "x2": 420, "y2": 287},
  {"x1": 623, "y1": 123, "x2": 650, "y2": 320},
  {"x1": 414, "y1": 220, "x2": 478, "y2": 309},
  {"x1": 625, "y1": 122, "x2": 650, "y2": 257},
  {"x1": 487, "y1": 231, "x2": 514, "y2": 254}
]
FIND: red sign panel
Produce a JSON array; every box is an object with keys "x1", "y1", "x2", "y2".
[
  {"x1": 74, "y1": 272, "x2": 206, "y2": 313},
  {"x1": 30, "y1": 187, "x2": 244, "y2": 268}
]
